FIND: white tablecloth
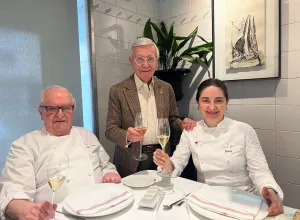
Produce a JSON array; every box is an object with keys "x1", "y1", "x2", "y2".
[{"x1": 56, "y1": 170, "x2": 296, "y2": 220}]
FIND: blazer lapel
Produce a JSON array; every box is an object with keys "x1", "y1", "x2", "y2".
[
  {"x1": 154, "y1": 78, "x2": 164, "y2": 118},
  {"x1": 123, "y1": 75, "x2": 141, "y2": 119}
]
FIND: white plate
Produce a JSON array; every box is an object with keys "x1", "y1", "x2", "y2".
[
  {"x1": 63, "y1": 195, "x2": 134, "y2": 217},
  {"x1": 274, "y1": 214, "x2": 293, "y2": 220},
  {"x1": 122, "y1": 174, "x2": 155, "y2": 188},
  {"x1": 189, "y1": 200, "x2": 268, "y2": 220},
  {"x1": 187, "y1": 186, "x2": 269, "y2": 220}
]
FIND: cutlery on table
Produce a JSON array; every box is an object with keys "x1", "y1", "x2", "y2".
[{"x1": 163, "y1": 193, "x2": 190, "y2": 210}]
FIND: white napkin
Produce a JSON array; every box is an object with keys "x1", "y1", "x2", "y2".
[
  {"x1": 64, "y1": 183, "x2": 133, "y2": 215},
  {"x1": 188, "y1": 184, "x2": 263, "y2": 220}
]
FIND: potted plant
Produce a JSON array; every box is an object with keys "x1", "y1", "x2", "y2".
[{"x1": 143, "y1": 19, "x2": 213, "y2": 101}]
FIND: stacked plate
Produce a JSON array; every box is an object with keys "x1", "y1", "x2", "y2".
[{"x1": 61, "y1": 183, "x2": 134, "y2": 217}]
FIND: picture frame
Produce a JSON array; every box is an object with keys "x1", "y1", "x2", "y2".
[{"x1": 212, "y1": 0, "x2": 281, "y2": 81}]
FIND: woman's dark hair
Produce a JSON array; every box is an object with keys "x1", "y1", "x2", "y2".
[{"x1": 196, "y1": 78, "x2": 229, "y2": 102}]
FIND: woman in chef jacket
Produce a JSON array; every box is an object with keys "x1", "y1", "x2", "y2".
[{"x1": 153, "y1": 78, "x2": 284, "y2": 216}]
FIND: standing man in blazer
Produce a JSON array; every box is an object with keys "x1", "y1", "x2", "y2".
[{"x1": 105, "y1": 37, "x2": 196, "y2": 177}]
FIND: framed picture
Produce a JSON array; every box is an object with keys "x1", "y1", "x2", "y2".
[{"x1": 212, "y1": 0, "x2": 281, "y2": 81}]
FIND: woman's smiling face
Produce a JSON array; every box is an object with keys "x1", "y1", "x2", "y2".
[{"x1": 198, "y1": 86, "x2": 228, "y2": 127}]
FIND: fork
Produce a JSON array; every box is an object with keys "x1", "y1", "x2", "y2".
[{"x1": 163, "y1": 193, "x2": 190, "y2": 210}]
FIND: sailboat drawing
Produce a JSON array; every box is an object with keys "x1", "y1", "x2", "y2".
[{"x1": 228, "y1": 14, "x2": 264, "y2": 69}]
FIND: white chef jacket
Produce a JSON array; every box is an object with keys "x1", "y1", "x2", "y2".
[
  {"x1": 0, "y1": 126, "x2": 117, "y2": 219},
  {"x1": 170, "y1": 117, "x2": 284, "y2": 199}
]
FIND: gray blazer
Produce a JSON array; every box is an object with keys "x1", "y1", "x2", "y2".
[{"x1": 105, "y1": 74, "x2": 182, "y2": 177}]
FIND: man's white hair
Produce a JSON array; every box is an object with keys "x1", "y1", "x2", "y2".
[
  {"x1": 131, "y1": 37, "x2": 160, "y2": 58},
  {"x1": 39, "y1": 85, "x2": 76, "y2": 107}
]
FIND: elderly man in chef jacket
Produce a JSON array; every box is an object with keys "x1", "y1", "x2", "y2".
[{"x1": 0, "y1": 85, "x2": 121, "y2": 220}]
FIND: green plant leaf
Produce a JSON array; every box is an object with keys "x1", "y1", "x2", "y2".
[
  {"x1": 197, "y1": 35, "x2": 209, "y2": 43},
  {"x1": 143, "y1": 19, "x2": 154, "y2": 42},
  {"x1": 176, "y1": 26, "x2": 198, "y2": 53},
  {"x1": 181, "y1": 55, "x2": 199, "y2": 63}
]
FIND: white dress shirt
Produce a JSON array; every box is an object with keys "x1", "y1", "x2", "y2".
[
  {"x1": 0, "y1": 126, "x2": 117, "y2": 219},
  {"x1": 134, "y1": 74, "x2": 158, "y2": 145},
  {"x1": 170, "y1": 117, "x2": 283, "y2": 199}
]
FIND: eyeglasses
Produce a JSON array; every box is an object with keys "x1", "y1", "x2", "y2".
[
  {"x1": 133, "y1": 56, "x2": 157, "y2": 65},
  {"x1": 40, "y1": 105, "x2": 74, "y2": 114}
]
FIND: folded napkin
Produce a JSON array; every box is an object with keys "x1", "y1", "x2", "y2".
[
  {"x1": 188, "y1": 184, "x2": 263, "y2": 220},
  {"x1": 64, "y1": 183, "x2": 133, "y2": 215}
]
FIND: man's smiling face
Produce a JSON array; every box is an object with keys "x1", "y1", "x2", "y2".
[
  {"x1": 129, "y1": 45, "x2": 158, "y2": 84},
  {"x1": 39, "y1": 88, "x2": 74, "y2": 136}
]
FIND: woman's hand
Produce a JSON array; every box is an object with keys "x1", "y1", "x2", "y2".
[
  {"x1": 153, "y1": 149, "x2": 174, "y2": 173},
  {"x1": 261, "y1": 187, "x2": 284, "y2": 216}
]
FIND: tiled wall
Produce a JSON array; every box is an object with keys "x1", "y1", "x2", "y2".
[
  {"x1": 92, "y1": 0, "x2": 300, "y2": 208},
  {"x1": 92, "y1": 0, "x2": 160, "y2": 158}
]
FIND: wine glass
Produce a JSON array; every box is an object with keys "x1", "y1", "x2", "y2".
[
  {"x1": 156, "y1": 118, "x2": 170, "y2": 177},
  {"x1": 133, "y1": 112, "x2": 148, "y2": 161},
  {"x1": 46, "y1": 150, "x2": 69, "y2": 204}
]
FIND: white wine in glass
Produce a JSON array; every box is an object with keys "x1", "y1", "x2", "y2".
[
  {"x1": 133, "y1": 112, "x2": 148, "y2": 161},
  {"x1": 46, "y1": 151, "x2": 69, "y2": 204},
  {"x1": 156, "y1": 118, "x2": 171, "y2": 177}
]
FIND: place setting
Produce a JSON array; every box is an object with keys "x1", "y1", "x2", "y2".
[{"x1": 55, "y1": 183, "x2": 135, "y2": 219}]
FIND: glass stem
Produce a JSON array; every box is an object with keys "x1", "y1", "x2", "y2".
[
  {"x1": 51, "y1": 190, "x2": 55, "y2": 204},
  {"x1": 140, "y1": 140, "x2": 142, "y2": 157}
]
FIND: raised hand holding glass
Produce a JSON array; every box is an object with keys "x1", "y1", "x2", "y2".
[
  {"x1": 46, "y1": 150, "x2": 69, "y2": 204},
  {"x1": 134, "y1": 112, "x2": 148, "y2": 161}
]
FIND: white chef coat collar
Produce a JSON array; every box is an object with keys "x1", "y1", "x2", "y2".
[
  {"x1": 41, "y1": 126, "x2": 74, "y2": 136},
  {"x1": 199, "y1": 117, "x2": 229, "y2": 133}
]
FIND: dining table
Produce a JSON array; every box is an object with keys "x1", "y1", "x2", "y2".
[{"x1": 56, "y1": 170, "x2": 297, "y2": 220}]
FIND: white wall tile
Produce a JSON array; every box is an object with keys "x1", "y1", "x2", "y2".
[
  {"x1": 240, "y1": 105, "x2": 275, "y2": 130},
  {"x1": 276, "y1": 156, "x2": 300, "y2": 184},
  {"x1": 95, "y1": 61, "x2": 120, "y2": 88},
  {"x1": 276, "y1": 131, "x2": 300, "y2": 158},
  {"x1": 281, "y1": 23, "x2": 300, "y2": 52},
  {"x1": 276, "y1": 105, "x2": 300, "y2": 132},
  {"x1": 191, "y1": 0, "x2": 211, "y2": 12},
  {"x1": 117, "y1": 19, "x2": 137, "y2": 43},
  {"x1": 96, "y1": 88, "x2": 110, "y2": 111},
  {"x1": 243, "y1": 79, "x2": 277, "y2": 105},
  {"x1": 265, "y1": 155, "x2": 275, "y2": 176},
  {"x1": 93, "y1": 12, "x2": 118, "y2": 39},
  {"x1": 118, "y1": 40, "x2": 131, "y2": 64},
  {"x1": 171, "y1": 0, "x2": 191, "y2": 17},
  {"x1": 117, "y1": 0, "x2": 136, "y2": 11},
  {"x1": 281, "y1": 51, "x2": 300, "y2": 79},
  {"x1": 117, "y1": 63, "x2": 134, "y2": 79},
  {"x1": 224, "y1": 81, "x2": 244, "y2": 105},
  {"x1": 102, "y1": 0, "x2": 117, "y2": 6},
  {"x1": 95, "y1": 37, "x2": 119, "y2": 62},
  {"x1": 188, "y1": 103, "x2": 203, "y2": 121},
  {"x1": 158, "y1": 0, "x2": 170, "y2": 20},
  {"x1": 277, "y1": 181, "x2": 300, "y2": 209},
  {"x1": 105, "y1": 4, "x2": 127, "y2": 19},
  {"x1": 281, "y1": 0, "x2": 300, "y2": 25},
  {"x1": 92, "y1": 1, "x2": 106, "y2": 13},
  {"x1": 276, "y1": 78, "x2": 300, "y2": 105},
  {"x1": 153, "y1": 1, "x2": 161, "y2": 20},
  {"x1": 225, "y1": 105, "x2": 244, "y2": 122},
  {"x1": 136, "y1": 24, "x2": 145, "y2": 38},
  {"x1": 256, "y1": 129, "x2": 275, "y2": 155},
  {"x1": 136, "y1": 0, "x2": 154, "y2": 18},
  {"x1": 281, "y1": 0, "x2": 289, "y2": 25}
]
